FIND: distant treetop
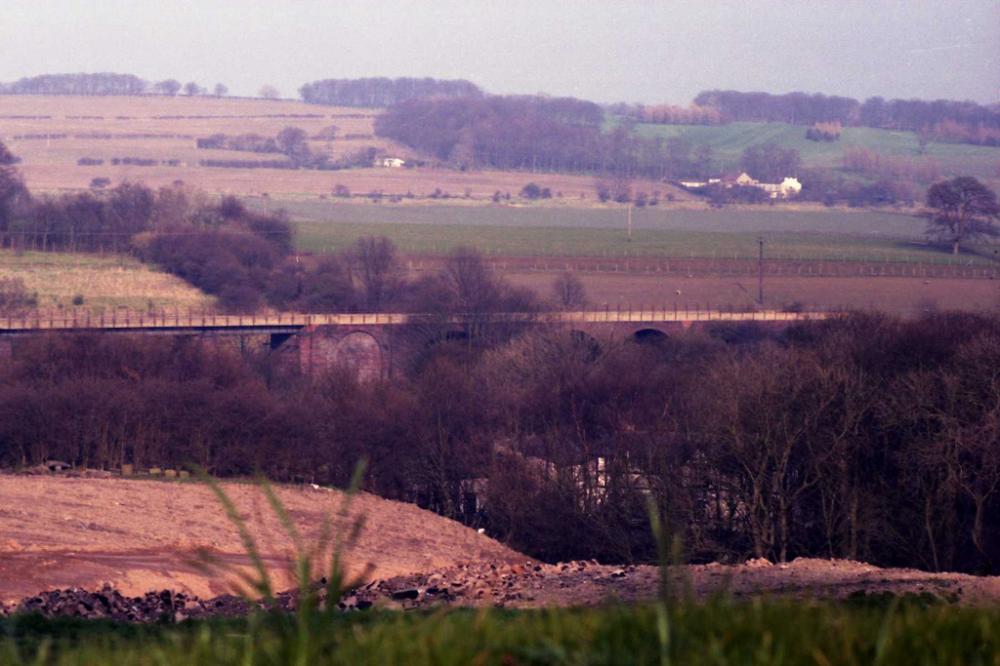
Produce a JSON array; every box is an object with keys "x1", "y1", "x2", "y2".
[
  {"x1": 0, "y1": 72, "x2": 147, "y2": 96},
  {"x1": 299, "y1": 77, "x2": 483, "y2": 108},
  {"x1": 688, "y1": 89, "x2": 1000, "y2": 146}
]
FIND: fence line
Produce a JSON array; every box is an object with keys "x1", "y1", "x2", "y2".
[{"x1": 399, "y1": 257, "x2": 998, "y2": 280}]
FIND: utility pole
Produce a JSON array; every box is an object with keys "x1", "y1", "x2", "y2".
[
  {"x1": 757, "y1": 236, "x2": 765, "y2": 305},
  {"x1": 626, "y1": 204, "x2": 633, "y2": 242}
]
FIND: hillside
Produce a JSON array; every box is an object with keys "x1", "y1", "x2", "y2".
[
  {"x1": 0, "y1": 475, "x2": 523, "y2": 602},
  {"x1": 632, "y1": 120, "x2": 1000, "y2": 187},
  {"x1": 0, "y1": 95, "x2": 663, "y2": 200}
]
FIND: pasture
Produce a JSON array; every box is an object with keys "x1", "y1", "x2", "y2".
[
  {"x1": 633, "y1": 120, "x2": 1000, "y2": 187},
  {"x1": 279, "y1": 200, "x2": 990, "y2": 264},
  {"x1": 0, "y1": 250, "x2": 213, "y2": 310}
]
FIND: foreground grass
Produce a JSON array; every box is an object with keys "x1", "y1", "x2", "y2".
[
  {"x1": 2, "y1": 598, "x2": 999, "y2": 665},
  {"x1": 0, "y1": 250, "x2": 214, "y2": 311}
]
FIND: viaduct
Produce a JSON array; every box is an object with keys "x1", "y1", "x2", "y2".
[{"x1": 0, "y1": 308, "x2": 835, "y2": 380}]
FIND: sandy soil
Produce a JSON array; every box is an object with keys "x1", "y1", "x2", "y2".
[
  {"x1": 3, "y1": 475, "x2": 1000, "y2": 608},
  {"x1": 0, "y1": 474, "x2": 521, "y2": 603}
]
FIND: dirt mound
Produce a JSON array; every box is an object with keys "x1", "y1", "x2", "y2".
[
  {"x1": 0, "y1": 474, "x2": 523, "y2": 603},
  {"x1": 5, "y1": 557, "x2": 1000, "y2": 623}
]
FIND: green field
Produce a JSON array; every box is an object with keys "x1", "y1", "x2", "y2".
[
  {"x1": 632, "y1": 121, "x2": 1000, "y2": 185},
  {"x1": 277, "y1": 201, "x2": 992, "y2": 263},
  {"x1": 4, "y1": 599, "x2": 999, "y2": 665}
]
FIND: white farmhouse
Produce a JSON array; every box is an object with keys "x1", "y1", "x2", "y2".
[{"x1": 377, "y1": 157, "x2": 406, "y2": 168}]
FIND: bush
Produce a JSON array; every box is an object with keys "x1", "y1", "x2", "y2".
[
  {"x1": 519, "y1": 183, "x2": 551, "y2": 200},
  {"x1": 0, "y1": 277, "x2": 37, "y2": 313}
]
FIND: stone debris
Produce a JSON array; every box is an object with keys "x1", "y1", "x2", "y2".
[
  {"x1": 0, "y1": 557, "x2": 984, "y2": 623},
  {"x1": 0, "y1": 560, "x2": 648, "y2": 622}
]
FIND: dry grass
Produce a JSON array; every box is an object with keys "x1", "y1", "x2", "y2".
[{"x1": 0, "y1": 250, "x2": 213, "y2": 310}]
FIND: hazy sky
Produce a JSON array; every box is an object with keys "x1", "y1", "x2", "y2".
[{"x1": 1, "y1": 0, "x2": 997, "y2": 104}]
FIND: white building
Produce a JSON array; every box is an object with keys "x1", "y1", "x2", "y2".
[
  {"x1": 759, "y1": 177, "x2": 802, "y2": 199},
  {"x1": 377, "y1": 157, "x2": 406, "y2": 168}
]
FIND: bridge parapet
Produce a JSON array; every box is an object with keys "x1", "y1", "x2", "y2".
[{"x1": 0, "y1": 307, "x2": 835, "y2": 335}]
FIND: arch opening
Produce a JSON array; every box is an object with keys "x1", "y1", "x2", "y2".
[{"x1": 632, "y1": 328, "x2": 668, "y2": 345}]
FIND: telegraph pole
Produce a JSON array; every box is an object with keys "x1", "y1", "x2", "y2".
[
  {"x1": 626, "y1": 204, "x2": 633, "y2": 242},
  {"x1": 757, "y1": 237, "x2": 765, "y2": 305}
]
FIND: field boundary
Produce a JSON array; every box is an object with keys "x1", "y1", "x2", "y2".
[{"x1": 402, "y1": 255, "x2": 1000, "y2": 280}]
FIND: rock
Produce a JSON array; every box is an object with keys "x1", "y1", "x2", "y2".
[{"x1": 390, "y1": 588, "x2": 420, "y2": 600}]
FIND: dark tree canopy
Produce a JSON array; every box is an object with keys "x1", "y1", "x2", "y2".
[
  {"x1": 925, "y1": 177, "x2": 1000, "y2": 255},
  {"x1": 153, "y1": 79, "x2": 182, "y2": 96},
  {"x1": 739, "y1": 143, "x2": 801, "y2": 181},
  {"x1": 300, "y1": 77, "x2": 483, "y2": 107}
]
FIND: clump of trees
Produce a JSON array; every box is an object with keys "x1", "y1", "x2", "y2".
[
  {"x1": 519, "y1": 183, "x2": 551, "y2": 200},
  {"x1": 805, "y1": 121, "x2": 842, "y2": 142},
  {"x1": 739, "y1": 143, "x2": 801, "y2": 181},
  {"x1": 299, "y1": 77, "x2": 482, "y2": 107},
  {"x1": 2, "y1": 312, "x2": 1000, "y2": 575},
  {"x1": 377, "y1": 94, "x2": 718, "y2": 181},
  {"x1": 0, "y1": 73, "x2": 147, "y2": 96}
]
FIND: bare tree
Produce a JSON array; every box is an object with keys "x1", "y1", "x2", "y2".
[
  {"x1": 348, "y1": 236, "x2": 402, "y2": 311},
  {"x1": 259, "y1": 84, "x2": 280, "y2": 100},
  {"x1": 213, "y1": 83, "x2": 229, "y2": 97},
  {"x1": 552, "y1": 272, "x2": 587, "y2": 309}
]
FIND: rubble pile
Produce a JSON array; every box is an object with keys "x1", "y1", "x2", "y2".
[
  {"x1": 349, "y1": 560, "x2": 643, "y2": 610},
  {"x1": 4, "y1": 585, "x2": 201, "y2": 622},
  {"x1": 0, "y1": 560, "x2": 648, "y2": 622}
]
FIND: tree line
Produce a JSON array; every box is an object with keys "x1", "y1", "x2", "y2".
[
  {"x1": 376, "y1": 95, "x2": 713, "y2": 179},
  {"x1": 299, "y1": 77, "x2": 482, "y2": 107},
  {"x1": 1, "y1": 311, "x2": 998, "y2": 575},
  {"x1": 0, "y1": 73, "x2": 230, "y2": 98},
  {"x1": 680, "y1": 90, "x2": 1000, "y2": 146}
]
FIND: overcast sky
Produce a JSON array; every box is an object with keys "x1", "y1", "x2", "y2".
[{"x1": 1, "y1": 0, "x2": 997, "y2": 104}]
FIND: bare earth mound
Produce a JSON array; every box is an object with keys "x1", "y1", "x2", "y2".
[
  {"x1": 3, "y1": 475, "x2": 1000, "y2": 610},
  {"x1": 0, "y1": 475, "x2": 522, "y2": 603}
]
